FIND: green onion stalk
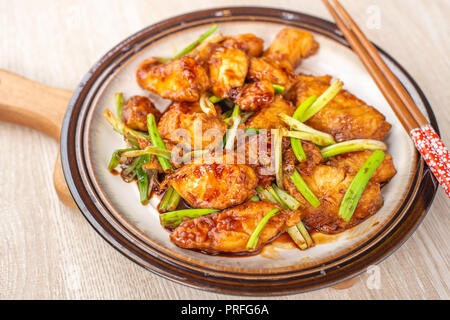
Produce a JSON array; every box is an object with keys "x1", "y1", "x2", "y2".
[
  {"x1": 289, "y1": 169, "x2": 321, "y2": 208},
  {"x1": 300, "y1": 79, "x2": 343, "y2": 122},
  {"x1": 290, "y1": 96, "x2": 317, "y2": 162},
  {"x1": 172, "y1": 24, "x2": 218, "y2": 60},
  {"x1": 339, "y1": 150, "x2": 385, "y2": 222},
  {"x1": 160, "y1": 208, "x2": 219, "y2": 227},
  {"x1": 320, "y1": 139, "x2": 387, "y2": 158},
  {"x1": 147, "y1": 113, "x2": 181, "y2": 212},
  {"x1": 272, "y1": 84, "x2": 285, "y2": 94},
  {"x1": 246, "y1": 208, "x2": 279, "y2": 251},
  {"x1": 108, "y1": 147, "x2": 139, "y2": 172}
]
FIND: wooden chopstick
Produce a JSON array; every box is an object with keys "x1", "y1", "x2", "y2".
[
  {"x1": 321, "y1": 0, "x2": 418, "y2": 132},
  {"x1": 322, "y1": 0, "x2": 450, "y2": 197},
  {"x1": 330, "y1": 0, "x2": 428, "y2": 127}
]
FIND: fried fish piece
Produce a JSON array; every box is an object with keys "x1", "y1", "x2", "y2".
[
  {"x1": 264, "y1": 27, "x2": 319, "y2": 70},
  {"x1": 162, "y1": 159, "x2": 258, "y2": 209},
  {"x1": 121, "y1": 96, "x2": 161, "y2": 132},
  {"x1": 232, "y1": 80, "x2": 274, "y2": 111},
  {"x1": 246, "y1": 94, "x2": 294, "y2": 130},
  {"x1": 327, "y1": 151, "x2": 396, "y2": 184},
  {"x1": 157, "y1": 101, "x2": 227, "y2": 150},
  {"x1": 170, "y1": 201, "x2": 301, "y2": 253},
  {"x1": 291, "y1": 74, "x2": 391, "y2": 142},
  {"x1": 247, "y1": 57, "x2": 297, "y2": 91},
  {"x1": 136, "y1": 56, "x2": 209, "y2": 102},
  {"x1": 222, "y1": 33, "x2": 264, "y2": 57},
  {"x1": 209, "y1": 46, "x2": 249, "y2": 98},
  {"x1": 284, "y1": 164, "x2": 383, "y2": 234}
]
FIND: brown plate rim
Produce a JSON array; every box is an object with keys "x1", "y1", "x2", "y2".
[{"x1": 60, "y1": 6, "x2": 439, "y2": 296}]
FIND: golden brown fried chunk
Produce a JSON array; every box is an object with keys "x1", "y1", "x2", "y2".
[
  {"x1": 283, "y1": 141, "x2": 323, "y2": 176},
  {"x1": 246, "y1": 95, "x2": 294, "y2": 130},
  {"x1": 209, "y1": 46, "x2": 249, "y2": 98},
  {"x1": 232, "y1": 80, "x2": 274, "y2": 111},
  {"x1": 222, "y1": 33, "x2": 264, "y2": 57},
  {"x1": 170, "y1": 201, "x2": 301, "y2": 253},
  {"x1": 327, "y1": 151, "x2": 396, "y2": 184},
  {"x1": 162, "y1": 159, "x2": 258, "y2": 209},
  {"x1": 264, "y1": 27, "x2": 319, "y2": 69},
  {"x1": 284, "y1": 165, "x2": 383, "y2": 234},
  {"x1": 247, "y1": 57, "x2": 297, "y2": 91},
  {"x1": 157, "y1": 101, "x2": 227, "y2": 150},
  {"x1": 121, "y1": 96, "x2": 161, "y2": 132},
  {"x1": 136, "y1": 56, "x2": 209, "y2": 102},
  {"x1": 293, "y1": 74, "x2": 391, "y2": 142}
]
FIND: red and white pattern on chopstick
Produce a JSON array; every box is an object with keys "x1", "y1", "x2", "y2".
[
  {"x1": 421, "y1": 124, "x2": 450, "y2": 171},
  {"x1": 410, "y1": 127, "x2": 450, "y2": 197}
]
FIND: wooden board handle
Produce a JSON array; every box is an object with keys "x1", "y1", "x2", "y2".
[{"x1": 0, "y1": 69, "x2": 76, "y2": 208}]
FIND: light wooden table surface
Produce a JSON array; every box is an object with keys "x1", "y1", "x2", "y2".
[{"x1": 1, "y1": 0, "x2": 449, "y2": 300}]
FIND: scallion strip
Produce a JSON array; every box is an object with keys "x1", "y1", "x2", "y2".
[
  {"x1": 121, "y1": 146, "x2": 172, "y2": 159},
  {"x1": 159, "y1": 187, "x2": 174, "y2": 212},
  {"x1": 104, "y1": 109, "x2": 149, "y2": 144},
  {"x1": 135, "y1": 155, "x2": 150, "y2": 204},
  {"x1": 320, "y1": 139, "x2": 387, "y2": 158},
  {"x1": 224, "y1": 114, "x2": 241, "y2": 150},
  {"x1": 246, "y1": 208, "x2": 279, "y2": 251},
  {"x1": 280, "y1": 113, "x2": 335, "y2": 142},
  {"x1": 200, "y1": 93, "x2": 217, "y2": 116},
  {"x1": 283, "y1": 129, "x2": 335, "y2": 147},
  {"x1": 147, "y1": 113, "x2": 173, "y2": 172},
  {"x1": 256, "y1": 186, "x2": 278, "y2": 204},
  {"x1": 172, "y1": 24, "x2": 218, "y2": 60},
  {"x1": 273, "y1": 84, "x2": 285, "y2": 94},
  {"x1": 287, "y1": 226, "x2": 308, "y2": 250},
  {"x1": 116, "y1": 92, "x2": 124, "y2": 119},
  {"x1": 272, "y1": 184, "x2": 301, "y2": 211},
  {"x1": 209, "y1": 95, "x2": 222, "y2": 103},
  {"x1": 272, "y1": 128, "x2": 283, "y2": 188},
  {"x1": 339, "y1": 150, "x2": 385, "y2": 222},
  {"x1": 300, "y1": 79, "x2": 344, "y2": 122},
  {"x1": 250, "y1": 195, "x2": 260, "y2": 202},
  {"x1": 296, "y1": 220, "x2": 314, "y2": 248},
  {"x1": 245, "y1": 128, "x2": 260, "y2": 136},
  {"x1": 166, "y1": 190, "x2": 182, "y2": 212},
  {"x1": 160, "y1": 208, "x2": 219, "y2": 227},
  {"x1": 266, "y1": 186, "x2": 288, "y2": 209},
  {"x1": 290, "y1": 96, "x2": 317, "y2": 162},
  {"x1": 108, "y1": 147, "x2": 139, "y2": 172},
  {"x1": 289, "y1": 169, "x2": 320, "y2": 208}
]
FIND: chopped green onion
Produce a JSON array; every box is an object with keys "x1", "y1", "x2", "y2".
[
  {"x1": 266, "y1": 186, "x2": 288, "y2": 209},
  {"x1": 135, "y1": 155, "x2": 150, "y2": 204},
  {"x1": 108, "y1": 147, "x2": 139, "y2": 172},
  {"x1": 200, "y1": 93, "x2": 217, "y2": 116},
  {"x1": 121, "y1": 146, "x2": 172, "y2": 159},
  {"x1": 116, "y1": 92, "x2": 124, "y2": 119},
  {"x1": 103, "y1": 109, "x2": 149, "y2": 146},
  {"x1": 246, "y1": 208, "x2": 279, "y2": 251},
  {"x1": 245, "y1": 128, "x2": 261, "y2": 136},
  {"x1": 172, "y1": 24, "x2": 218, "y2": 60},
  {"x1": 121, "y1": 156, "x2": 141, "y2": 181},
  {"x1": 272, "y1": 184, "x2": 301, "y2": 210},
  {"x1": 300, "y1": 79, "x2": 344, "y2": 122},
  {"x1": 289, "y1": 169, "x2": 320, "y2": 208},
  {"x1": 290, "y1": 96, "x2": 317, "y2": 162},
  {"x1": 339, "y1": 150, "x2": 385, "y2": 222},
  {"x1": 250, "y1": 195, "x2": 260, "y2": 202},
  {"x1": 166, "y1": 190, "x2": 182, "y2": 212},
  {"x1": 147, "y1": 113, "x2": 173, "y2": 172},
  {"x1": 320, "y1": 139, "x2": 387, "y2": 158},
  {"x1": 224, "y1": 104, "x2": 241, "y2": 126},
  {"x1": 283, "y1": 129, "x2": 335, "y2": 147},
  {"x1": 256, "y1": 186, "x2": 278, "y2": 204},
  {"x1": 287, "y1": 226, "x2": 308, "y2": 250},
  {"x1": 159, "y1": 187, "x2": 174, "y2": 212},
  {"x1": 272, "y1": 129, "x2": 283, "y2": 188},
  {"x1": 296, "y1": 220, "x2": 314, "y2": 248},
  {"x1": 160, "y1": 208, "x2": 219, "y2": 227},
  {"x1": 155, "y1": 57, "x2": 172, "y2": 64},
  {"x1": 224, "y1": 113, "x2": 241, "y2": 150},
  {"x1": 209, "y1": 95, "x2": 222, "y2": 103},
  {"x1": 273, "y1": 84, "x2": 285, "y2": 94},
  {"x1": 280, "y1": 113, "x2": 335, "y2": 143}
]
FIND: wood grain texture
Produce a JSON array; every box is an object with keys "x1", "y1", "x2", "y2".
[{"x1": 0, "y1": 0, "x2": 448, "y2": 299}]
